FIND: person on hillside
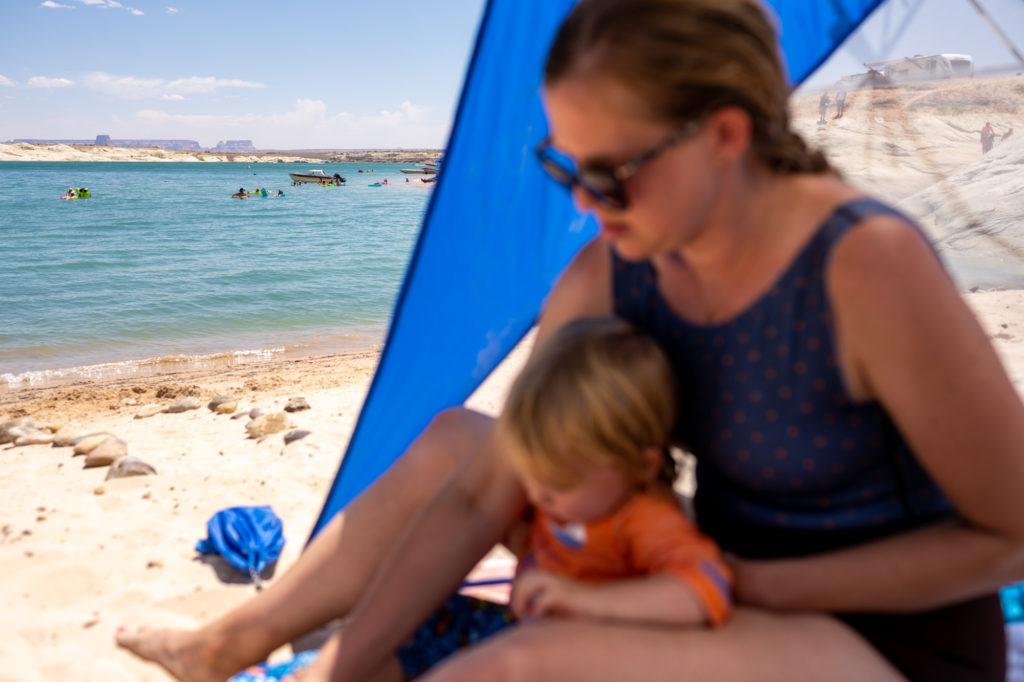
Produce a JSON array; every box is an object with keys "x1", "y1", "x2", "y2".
[
  {"x1": 119, "y1": 2, "x2": 1024, "y2": 681},
  {"x1": 817, "y1": 91, "x2": 831, "y2": 123},
  {"x1": 833, "y1": 89, "x2": 846, "y2": 119},
  {"x1": 981, "y1": 121, "x2": 996, "y2": 153}
]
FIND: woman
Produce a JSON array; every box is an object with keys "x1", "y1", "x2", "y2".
[{"x1": 119, "y1": 1, "x2": 1024, "y2": 680}]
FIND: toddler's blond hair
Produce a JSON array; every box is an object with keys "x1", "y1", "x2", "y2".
[{"x1": 498, "y1": 317, "x2": 678, "y2": 494}]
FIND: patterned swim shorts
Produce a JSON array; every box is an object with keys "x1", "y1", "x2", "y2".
[{"x1": 397, "y1": 594, "x2": 516, "y2": 678}]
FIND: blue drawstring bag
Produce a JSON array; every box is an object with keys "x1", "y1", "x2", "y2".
[{"x1": 196, "y1": 505, "x2": 285, "y2": 589}]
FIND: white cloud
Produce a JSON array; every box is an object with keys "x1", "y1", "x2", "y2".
[
  {"x1": 83, "y1": 73, "x2": 163, "y2": 98},
  {"x1": 167, "y1": 6, "x2": 180, "y2": 13},
  {"x1": 161, "y1": 93, "x2": 185, "y2": 101},
  {"x1": 41, "y1": 1, "x2": 75, "y2": 8},
  {"x1": 0, "y1": 75, "x2": 16, "y2": 87},
  {"x1": 83, "y1": 72, "x2": 264, "y2": 99},
  {"x1": 366, "y1": 100, "x2": 427, "y2": 126},
  {"x1": 127, "y1": 7, "x2": 142, "y2": 15},
  {"x1": 164, "y1": 76, "x2": 264, "y2": 95},
  {"x1": 78, "y1": 0, "x2": 122, "y2": 7},
  {"x1": 27, "y1": 76, "x2": 75, "y2": 88}
]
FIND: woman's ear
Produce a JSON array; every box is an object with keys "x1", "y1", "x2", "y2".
[{"x1": 705, "y1": 106, "x2": 753, "y2": 165}]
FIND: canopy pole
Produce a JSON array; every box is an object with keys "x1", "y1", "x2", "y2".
[{"x1": 965, "y1": 0, "x2": 1024, "y2": 67}]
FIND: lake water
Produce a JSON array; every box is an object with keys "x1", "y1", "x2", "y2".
[
  {"x1": 0, "y1": 162, "x2": 432, "y2": 388},
  {"x1": 2, "y1": 160, "x2": 1020, "y2": 390}
]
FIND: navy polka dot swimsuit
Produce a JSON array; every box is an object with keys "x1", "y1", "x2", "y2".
[{"x1": 613, "y1": 199, "x2": 956, "y2": 559}]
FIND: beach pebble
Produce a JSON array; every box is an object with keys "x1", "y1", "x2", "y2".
[
  {"x1": 83, "y1": 437, "x2": 127, "y2": 468},
  {"x1": 52, "y1": 427, "x2": 83, "y2": 447},
  {"x1": 284, "y1": 397, "x2": 310, "y2": 413},
  {"x1": 0, "y1": 418, "x2": 35, "y2": 444},
  {"x1": 208, "y1": 395, "x2": 238, "y2": 414},
  {"x1": 283, "y1": 429, "x2": 311, "y2": 445},
  {"x1": 15, "y1": 430, "x2": 55, "y2": 446},
  {"x1": 134, "y1": 404, "x2": 164, "y2": 419},
  {"x1": 166, "y1": 397, "x2": 201, "y2": 413},
  {"x1": 93, "y1": 486, "x2": 105, "y2": 495},
  {"x1": 249, "y1": 407, "x2": 265, "y2": 419},
  {"x1": 72, "y1": 434, "x2": 113, "y2": 456},
  {"x1": 104, "y1": 456, "x2": 157, "y2": 480},
  {"x1": 6, "y1": 426, "x2": 34, "y2": 442},
  {"x1": 246, "y1": 412, "x2": 292, "y2": 439}
]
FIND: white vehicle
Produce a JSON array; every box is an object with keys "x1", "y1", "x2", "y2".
[{"x1": 864, "y1": 54, "x2": 974, "y2": 82}]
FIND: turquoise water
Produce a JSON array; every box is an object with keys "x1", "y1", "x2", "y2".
[{"x1": 0, "y1": 162, "x2": 432, "y2": 387}]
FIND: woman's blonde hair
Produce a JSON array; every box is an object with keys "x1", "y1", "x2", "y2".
[
  {"x1": 497, "y1": 318, "x2": 679, "y2": 494},
  {"x1": 545, "y1": 0, "x2": 833, "y2": 175}
]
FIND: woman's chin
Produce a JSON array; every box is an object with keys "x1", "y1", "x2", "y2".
[{"x1": 606, "y1": 236, "x2": 652, "y2": 263}]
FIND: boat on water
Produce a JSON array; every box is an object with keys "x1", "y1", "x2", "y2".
[
  {"x1": 399, "y1": 158, "x2": 442, "y2": 175},
  {"x1": 288, "y1": 169, "x2": 346, "y2": 185}
]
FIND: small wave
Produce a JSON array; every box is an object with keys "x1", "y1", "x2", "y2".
[{"x1": 2, "y1": 346, "x2": 288, "y2": 390}]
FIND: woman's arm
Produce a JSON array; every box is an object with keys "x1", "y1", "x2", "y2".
[
  {"x1": 735, "y1": 213, "x2": 1024, "y2": 613},
  {"x1": 732, "y1": 520, "x2": 1024, "y2": 612}
]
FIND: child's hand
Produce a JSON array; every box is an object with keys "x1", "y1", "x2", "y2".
[{"x1": 511, "y1": 569, "x2": 590, "y2": 620}]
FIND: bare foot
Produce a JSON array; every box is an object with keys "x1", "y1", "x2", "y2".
[{"x1": 116, "y1": 625, "x2": 244, "y2": 682}]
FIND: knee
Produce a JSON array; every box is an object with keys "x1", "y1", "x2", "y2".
[{"x1": 421, "y1": 407, "x2": 493, "y2": 465}]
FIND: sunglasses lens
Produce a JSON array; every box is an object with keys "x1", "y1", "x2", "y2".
[
  {"x1": 539, "y1": 156, "x2": 576, "y2": 188},
  {"x1": 536, "y1": 141, "x2": 628, "y2": 209},
  {"x1": 578, "y1": 169, "x2": 626, "y2": 209}
]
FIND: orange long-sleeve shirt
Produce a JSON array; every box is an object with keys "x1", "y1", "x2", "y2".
[{"x1": 519, "y1": 494, "x2": 732, "y2": 625}]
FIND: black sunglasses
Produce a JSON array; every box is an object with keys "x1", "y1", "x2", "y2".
[{"x1": 535, "y1": 122, "x2": 701, "y2": 210}]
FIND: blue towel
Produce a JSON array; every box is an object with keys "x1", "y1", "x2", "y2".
[
  {"x1": 196, "y1": 505, "x2": 285, "y2": 588},
  {"x1": 229, "y1": 651, "x2": 318, "y2": 682}
]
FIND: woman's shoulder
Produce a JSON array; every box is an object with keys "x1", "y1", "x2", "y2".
[
  {"x1": 788, "y1": 177, "x2": 931, "y2": 281},
  {"x1": 825, "y1": 195, "x2": 938, "y2": 292},
  {"x1": 535, "y1": 237, "x2": 614, "y2": 343}
]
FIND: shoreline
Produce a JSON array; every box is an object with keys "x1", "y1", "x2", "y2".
[
  {"x1": 1, "y1": 329, "x2": 387, "y2": 392},
  {"x1": 0, "y1": 143, "x2": 444, "y2": 164},
  {"x1": 3, "y1": 288, "x2": 1021, "y2": 426}
]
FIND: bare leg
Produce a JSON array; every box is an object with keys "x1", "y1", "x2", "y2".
[
  {"x1": 117, "y1": 408, "x2": 495, "y2": 682},
  {"x1": 418, "y1": 608, "x2": 905, "y2": 682},
  {"x1": 290, "y1": 632, "x2": 405, "y2": 682}
]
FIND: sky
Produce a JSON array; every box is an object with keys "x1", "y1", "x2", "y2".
[
  {"x1": 801, "y1": 0, "x2": 1024, "y2": 88},
  {"x1": 0, "y1": 0, "x2": 486, "y2": 149},
  {"x1": 2, "y1": 0, "x2": 1023, "y2": 149}
]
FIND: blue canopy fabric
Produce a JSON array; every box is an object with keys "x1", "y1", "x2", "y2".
[{"x1": 310, "y1": 0, "x2": 886, "y2": 539}]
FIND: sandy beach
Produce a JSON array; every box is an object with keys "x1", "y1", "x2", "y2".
[
  {"x1": 1, "y1": 291, "x2": 1022, "y2": 681},
  {"x1": 2, "y1": 74, "x2": 1024, "y2": 682},
  {"x1": 0, "y1": 337, "x2": 531, "y2": 682}
]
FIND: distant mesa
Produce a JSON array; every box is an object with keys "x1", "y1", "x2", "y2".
[
  {"x1": 212, "y1": 140, "x2": 256, "y2": 153},
  {"x1": 6, "y1": 134, "x2": 254, "y2": 153}
]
